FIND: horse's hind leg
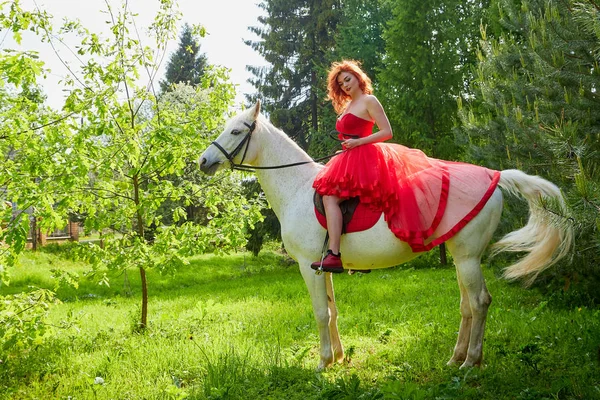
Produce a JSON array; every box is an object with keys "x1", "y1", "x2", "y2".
[
  {"x1": 448, "y1": 257, "x2": 492, "y2": 368},
  {"x1": 325, "y1": 272, "x2": 344, "y2": 363},
  {"x1": 446, "y1": 190, "x2": 501, "y2": 368},
  {"x1": 447, "y1": 276, "x2": 473, "y2": 365}
]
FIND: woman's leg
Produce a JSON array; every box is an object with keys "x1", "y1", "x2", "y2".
[
  {"x1": 311, "y1": 195, "x2": 344, "y2": 272},
  {"x1": 323, "y1": 195, "x2": 343, "y2": 254}
]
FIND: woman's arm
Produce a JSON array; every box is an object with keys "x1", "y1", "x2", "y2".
[{"x1": 342, "y1": 95, "x2": 393, "y2": 149}]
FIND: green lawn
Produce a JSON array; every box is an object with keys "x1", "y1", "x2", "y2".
[{"x1": 1, "y1": 249, "x2": 599, "y2": 399}]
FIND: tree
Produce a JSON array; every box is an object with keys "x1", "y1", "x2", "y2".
[
  {"x1": 332, "y1": 0, "x2": 390, "y2": 81},
  {"x1": 242, "y1": 178, "x2": 280, "y2": 256},
  {"x1": 458, "y1": 0, "x2": 600, "y2": 301},
  {"x1": 378, "y1": 0, "x2": 487, "y2": 160},
  {"x1": 303, "y1": 0, "x2": 392, "y2": 157},
  {"x1": 246, "y1": 0, "x2": 341, "y2": 151},
  {"x1": 1, "y1": 0, "x2": 263, "y2": 337},
  {"x1": 160, "y1": 23, "x2": 208, "y2": 92},
  {"x1": 152, "y1": 23, "x2": 211, "y2": 238},
  {"x1": 62, "y1": 2, "x2": 262, "y2": 329},
  {"x1": 0, "y1": 1, "x2": 82, "y2": 355}
]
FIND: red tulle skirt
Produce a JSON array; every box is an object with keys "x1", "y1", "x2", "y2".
[{"x1": 313, "y1": 142, "x2": 500, "y2": 252}]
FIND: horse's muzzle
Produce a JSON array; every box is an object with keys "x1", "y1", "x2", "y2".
[{"x1": 199, "y1": 157, "x2": 222, "y2": 175}]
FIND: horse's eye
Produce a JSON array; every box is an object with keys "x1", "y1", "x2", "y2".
[{"x1": 231, "y1": 129, "x2": 242, "y2": 136}]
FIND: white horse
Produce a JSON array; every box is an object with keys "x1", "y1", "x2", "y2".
[{"x1": 199, "y1": 101, "x2": 572, "y2": 370}]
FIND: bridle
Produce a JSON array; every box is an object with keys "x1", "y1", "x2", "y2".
[
  {"x1": 210, "y1": 121, "x2": 258, "y2": 172},
  {"x1": 210, "y1": 120, "x2": 354, "y2": 173}
]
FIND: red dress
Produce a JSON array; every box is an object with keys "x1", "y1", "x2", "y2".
[{"x1": 312, "y1": 113, "x2": 500, "y2": 252}]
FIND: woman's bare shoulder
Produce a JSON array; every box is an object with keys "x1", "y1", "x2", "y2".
[
  {"x1": 365, "y1": 94, "x2": 382, "y2": 103},
  {"x1": 364, "y1": 94, "x2": 384, "y2": 112}
]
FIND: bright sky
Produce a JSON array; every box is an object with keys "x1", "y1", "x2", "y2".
[{"x1": 2, "y1": 0, "x2": 267, "y2": 110}]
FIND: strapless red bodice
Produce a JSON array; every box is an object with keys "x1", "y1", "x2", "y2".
[{"x1": 336, "y1": 113, "x2": 374, "y2": 138}]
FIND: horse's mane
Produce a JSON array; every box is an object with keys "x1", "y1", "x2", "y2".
[{"x1": 256, "y1": 114, "x2": 313, "y2": 160}]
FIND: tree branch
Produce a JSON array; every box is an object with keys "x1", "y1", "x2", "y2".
[{"x1": 78, "y1": 186, "x2": 134, "y2": 201}]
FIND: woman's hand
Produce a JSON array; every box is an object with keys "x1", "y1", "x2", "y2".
[{"x1": 342, "y1": 138, "x2": 363, "y2": 150}]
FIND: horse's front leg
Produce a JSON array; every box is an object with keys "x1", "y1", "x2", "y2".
[
  {"x1": 299, "y1": 262, "x2": 334, "y2": 369},
  {"x1": 325, "y1": 272, "x2": 344, "y2": 364}
]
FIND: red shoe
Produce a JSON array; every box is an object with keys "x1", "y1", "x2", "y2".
[{"x1": 311, "y1": 250, "x2": 344, "y2": 273}]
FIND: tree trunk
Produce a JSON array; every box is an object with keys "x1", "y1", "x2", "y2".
[
  {"x1": 310, "y1": 68, "x2": 318, "y2": 150},
  {"x1": 133, "y1": 174, "x2": 148, "y2": 329},
  {"x1": 139, "y1": 266, "x2": 148, "y2": 329},
  {"x1": 31, "y1": 216, "x2": 37, "y2": 251},
  {"x1": 439, "y1": 242, "x2": 447, "y2": 266}
]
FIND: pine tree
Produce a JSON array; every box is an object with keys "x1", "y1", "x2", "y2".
[
  {"x1": 459, "y1": 0, "x2": 600, "y2": 301},
  {"x1": 245, "y1": 0, "x2": 341, "y2": 151},
  {"x1": 378, "y1": 0, "x2": 487, "y2": 159},
  {"x1": 155, "y1": 24, "x2": 209, "y2": 234},
  {"x1": 297, "y1": 0, "x2": 393, "y2": 157},
  {"x1": 160, "y1": 23, "x2": 208, "y2": 92},
  {"x1": 333, "y1": 0, "x2": 390, "y2": 81}
]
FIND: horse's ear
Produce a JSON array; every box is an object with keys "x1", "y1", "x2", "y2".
[{"x1": 253, "y1": 99, "x2": 261, "y2": 120}]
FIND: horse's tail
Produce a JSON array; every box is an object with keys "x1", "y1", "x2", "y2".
[{"x1": 493, "y1": 169, "x2": 573, "y2": 285}]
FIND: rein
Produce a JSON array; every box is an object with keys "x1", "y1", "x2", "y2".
[{"x1": 210, "y1": 122, "x2": 358, "y2": 173}]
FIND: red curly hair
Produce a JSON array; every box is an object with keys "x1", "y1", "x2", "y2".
[{"x1": 327, "y1": 60, "x2": 373, "y2": 114}]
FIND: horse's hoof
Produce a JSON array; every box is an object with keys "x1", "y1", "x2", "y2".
[
  {"x1": 317, "y1": 354, "x2": 334, "y2": 370},
  {"x1": 348, "y1": 269, "x2": 371, "y2": 275},
  {"x1": 459, "y1": 359, "x2": 480, "y2": 369},
  {"x1": 446, "y1": 358, "x2": 462, "y2": 366},
  {"x1": 317, "y1": 360, "x2": 330, "y2": 371}
]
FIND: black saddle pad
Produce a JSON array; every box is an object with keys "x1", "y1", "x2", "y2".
[{"x1": 313, "y1": 192, "x2": 360, "y2": 234}]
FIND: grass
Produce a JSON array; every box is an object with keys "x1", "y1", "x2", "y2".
[{"x1": 1, "y1": 248, "x2": 599, "y2": 399}]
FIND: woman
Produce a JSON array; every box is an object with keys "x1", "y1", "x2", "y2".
[
  {"x1": 311, "y1": 60, "x2": 499, "y2": 272},
  {"x1": 311, "y1": 60, "x2": 392, "y2": 272}
]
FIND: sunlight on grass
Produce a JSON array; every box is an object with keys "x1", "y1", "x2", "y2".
[{"x1": 1, "y1": 249, "x2": 599, "y2": 399}]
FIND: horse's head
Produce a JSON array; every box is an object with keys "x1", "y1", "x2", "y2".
[{"x1": 199, "y1": 100, "x2": 262, "y2": 175}]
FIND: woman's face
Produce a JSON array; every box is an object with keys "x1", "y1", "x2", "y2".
[{"x1": 337, "y1": 71, "x2": 360, "y2": 96}]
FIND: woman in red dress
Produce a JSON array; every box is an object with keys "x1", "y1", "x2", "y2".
[
  {"x1": 311, "y1": 60, "x2": 393, "y2": 272},
  {"x1": 312, "y1": 60, "x2": 500, "y2": 272}
]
